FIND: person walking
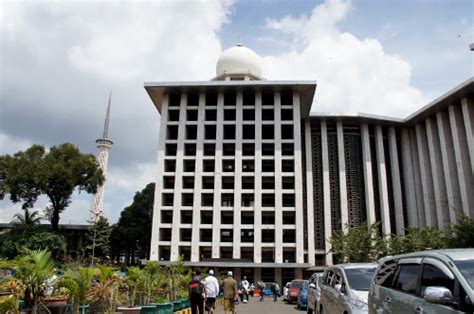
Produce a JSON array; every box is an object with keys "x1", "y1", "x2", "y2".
[
  {"x1": 271, "y1": 282, "x2": 279, "y2": 302},
  {"x1": 188, "y1": 272, "x2": 206, "y2": 314},
  {"x1": 202, "y1": 270, "x2": 219, "y2": 314},
  {"x1": 240, "y1": 276, "x2": 250, "y2": 303},
  {"x1": 257, "y1": 281, "x2": 266, "y2": 302},
  {"x1": 223, "y1": 271, "x2": 237, "y2": 314}
]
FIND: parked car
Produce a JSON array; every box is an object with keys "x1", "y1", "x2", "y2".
[
  {"x1": 283, "y1": 282, "x2": 291, "y2": 301},
  {"x1": 288, "y1": 280, "x2": 307, "y2": 304},
  {"x1": 307, "y1": 272, "x2": 323, "y2": 314},
  {"x1": 319, "y1": 263, "x2": 377, "y2": 314},
  {"x1": 297, "y1": 280, "x2": 310, "y2": 310},
  {"x1": 369, "y1": 249, "x2": 474, "y2": 314}
]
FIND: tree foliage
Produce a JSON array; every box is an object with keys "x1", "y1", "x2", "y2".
[
  {"x1": 85, "y1": 216, "x2": 112, "y2": 259},
  {"x1": 0, "y1": 225, "x2": 67, "y2": 259},
  {"x1": 110, "y1": 183, "x2": 155, "y2": 264},
  {"x1": 449, "y1": 213, "x2": 474, "y2": 248},
  {"x1": 0, "y1": 143, "x2": 104, "y2": 231},
  {"x1": 12, "y1": 208, "x2": 42, "y2": 225}
]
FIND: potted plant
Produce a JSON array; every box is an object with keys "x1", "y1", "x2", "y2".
[
  {"x1": 117, "y1": 266, "x2": 143, "y2": 313},
  {"x1": 88, "y1": 266, "x2": 120, "y2": 314},
  {"x1": 5, "y1": 249, "x2": 55, "y2": 314},
  {"x1": 59, "y1": 267, "x2": 95, "y2": 313}
]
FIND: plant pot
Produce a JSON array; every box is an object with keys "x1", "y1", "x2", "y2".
[
  {"x1": 117, "y1": 306, "x2": 142, "y2": 314},
  {"x1": 180, "y1": 299, "x2": 190, "y2": 308},
  {"x1": 42, "y1": 296, "x2": 68, "y2": 307},
  {"x1": 155, "y1": 303, "x2": 173, "y2": 314},
  {"x1": 140, "y1": 304, "x2": 157, "y2": 314},
  {"x1": 79, "y1": 304, "x2": 90, "y2": 314}
]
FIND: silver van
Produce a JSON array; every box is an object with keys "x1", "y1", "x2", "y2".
[
  {"x1": 320, "y1": 263, "x2": 377, "y2": 314},
  {"x1": 307, "y1": 272, "x2": 323, "y2": 314},
  {"x1": 369, "y1": 249, "x2": 474, "y2": 314}
]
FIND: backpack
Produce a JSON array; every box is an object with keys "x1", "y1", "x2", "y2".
[{"x1": 188, "y1": 279, "x2": 203, "y2": 297}]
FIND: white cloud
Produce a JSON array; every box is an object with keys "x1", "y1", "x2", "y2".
[{"x1": 262, "y1": 0, "x2": 427, "y2": 117}]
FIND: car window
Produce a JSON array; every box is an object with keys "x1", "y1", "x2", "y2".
[
  {"x1": 392, "y1": 264, "x2": 420, "y2": 295},
  {"x1": 374, "y1": 260, "x2": 397, "y2": 288},
  {"x1": 325, "y1": 270, "x2": 334, "y2": 285},
  {"x1": 333, "y1": 272, "x2": 344, "y2": 287},
  {"x1": 420, "y1": 263, "x2": 454, "y2": 297},
  {"x1": 345, "y1": 267, "x2": 376, "y2": 291},
  {"x1": 454, "y1": 259, "x2": 474, "y2": 289}
]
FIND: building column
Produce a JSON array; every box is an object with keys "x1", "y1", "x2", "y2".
[
  {"x1": 274, "y1": 92, "x2": 283, "y2": 264},
  {"x1": 400, "y1": 129, "x2": 418, "y2": 227},
  {"x1": 254, "y1": 92, "x2": 263, "y2": 263},
  {"x1": 321, "y1": 121, "x2": 333, "y2": 266},
  {"x1": 191, "y1": 93, "x2": 205, "y2": 262},
  {"x1": 275, "y1": 268, "x2": 282, "y2": 287},
  {"x1": 425, "y1": 118, "x2": 449, "y2": 229},
  {"x1": 336, "y1": 122, "x2": 348, "y2": 233},
  {"x1": 304, "y1": 120, "x2": 316, "y2": 265},
  {"x1": 361, "y1": 124, "x2": 376, "y2": 225},
  {"x1": 410, "y1": 129, "x2": 426, "y2": 226},
  {"x1": 170, "y1": 93, "x2": 188, "y2": 261},
  {"x1": 461, "y1": 98, "x2": 474, "y2": 176},
  {"x1": 375, "y1": 125, "x2": 391, "y2": 236},
  {"x1": 293, "y1": 93, "x2": 305, "y2": 264},
  {"x1": 295, "y1": 268, "x2": 303, "y2": 280},
  {"x1": 212, "y1": 92, "x2": 224, "y2": 258},
  {"x1": 254, "y1": 268, "x2": 261, "y2": 283},
  {"x1": 233, "y1": 91, "x2": 243, "y2": 259},
  {"x1": 415, "y1": 124, "x2": 436, "y2": 227},
  {"x1": 388, "y1": 127, "x2": 405, "y2": 235},
  {"x1": 436, "y1": 112, "x2": 462, "y2": 224},
  {"x1": 150, "y1": 95, "x2": 169, "y2": 260},
  {"x1": 449, "y1": 105, "x2": 474, "y2": 217}
]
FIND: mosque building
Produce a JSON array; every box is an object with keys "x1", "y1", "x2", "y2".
[{"x1": 145, "y1": 44, "x2": 473, "y2": 284}]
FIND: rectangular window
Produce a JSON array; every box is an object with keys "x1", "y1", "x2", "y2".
[
  {"x1": 224, "y1": 109, "x2": 236, "y2": 121},
  {"x1": 160, "y1": 228, "x2": 172, "y2": 241},
  {"x1": 241, "y1": 194, "x2": 254, "y2": 207},
  {"x1": 262, "y1": 109, "x2": 274, "y2": 121},
  {"x1": 281, "y1": 125, "x2": 293, "y2": 139},
  {"x1": 202, "y1": 176, "x2": 214, "y2": 189},
  {"x1": 224, "y1": 91, "x2": 236, "y2": 106},
  {"x1": 262, "y1": 143, "x2": 274, "y2": 156},
  {"x1": 200, "y1": 247, "x2": 212, "y2": 260},
  {"x1": 262, "y1": 229, "x2": 275, "y2": 243},
  {"x1": 281, "y1": 109, "x2": 293, "y2": 121},
  {"x1": 262, "y1": 194, "x2": 275, "y2": 207},
  {"x1": 262, "y1": 212, "x2": 275, "y2": 224},
  {"x1": 183, "y1": 159, "x2": 195, "y2": 172},
  {"x1": 241, "y1": 211, "x2": 254, "y2": 224},
  {"x1": 180, "y1": 228, "x2": 192, "y2": 241},
  {"x1": 282, "y1": 229, "x2": 296, "y2": 243},
  {"x1": 166, "y1": 125, "x2": 178, "y2": 140},
  {"x1": 181, "y1": 193, "x2": 193, "y2": 206},
  {"x1": 283, "y1": 211, "x2": 296, "y2": 224},
  {"x1": 222, "y1": 176, "x2": 235, "y2": 189},
  {"x1": 180, "y1": 211, "x2": 193, "y2": 224},
  {"x1": 187, "y1": 92, "x2": 199, "y2": 107},
  {"x1": 200, "y1": 211, "x2": 213, "y2": 224},
  {"x1": 223, "y1": 160, "x2": 235, "y2": 172},
  {"x1": 205, "y1": 125, "x2": 216, "y2": 140},
  {"x1": 223, "y1": 143, "x2": 235, "y2": 156},
  {"x1": 163, "y1": 176, "x2": 175, "y2": 189},
  {"x1": 161, "y1": 210, "x2": 173, "y2": 224},
  {"x1": 206, "y1": 91, "x2": 217, "y2": 107},
  {"x1": 282, "y1": 194, "x2": 295, "y2": 207},
  {"x1": 262, "y1": 159, "x2": 275, "y2": 172},
  {"x1": 242, "y1": 143, "x2": 255, "y2": 156},
  {"x1": 262, "y1": 91, "x2": 273, "y2": 106},
  {"x1": 282, "y1": 143, "x2": 294, "y2": 156},
  {"x1": 199, "y1": 229, "x2": 213, "y2": 242},
  {"x1": 220, "y1": 247, "x2": 233, "y2": 259},
  {"x1": 243, "y1": 91, "x2": 255, "y2": 106},
  {"x1": 159, "y1": 246, "x2": 171, "y2": 260},
  {"x1": 281, "y1": 91, "x2": 293, "y2": 106},
  {"x1": 162, "y1": 193, "x2": 174, "y2": 206},
  {"x1": 241, "y1": 229, "x2": 254, "y2": 243},
  {"x1": 164, "y1": 159, "x2": 176, "y2": 172},
  {"x1": 262, "y1": 177, "x2": 275, "y2": 189},
  {"x1": 182, "y1": 176, "x2": 194, "y2": 189},
  {"x1": 220, "y1": 229, "x2": 233, "y2": 242},
  {"x1": 184, "y1": 144, "x2": 196, "y2": 156},
  {"x1": 203, "y1": 160, "x2": 215, "y2": 172},
  {"x1": 205, "y1": 109, "x2": 217, "y2": 121},
  {"x1": 179, "y1": 246, "x2": 191, "y2": 261},
  {"x1": 243, "y1": 109, "x2": 255, "y2": 121},
  {"x1": 242, "y1": 176, "x2": 254, "y2": 189},
  {"x1": 242, "y1": 160, "x2": 254, "y2": 172},
  {"x1": 221, "y1": 211, "x2": 234, "y2": 224},
  {"x1": 243, "y1": 125, "x2": 255, "y2": 140},
  {"x1": 168, "y1": 109, "x2": 180, "y2": 121},
  {"x1": 186, "y1": 109, "x2": 198, "y2": 121},
  {"x1": 169, "y1": 92, "x2": 181, "y2": 107},
  {"x1": 262, "y1": 125, "x2": 274, "y2": 139},
  {"x1": 204, "y1": 143, "x2": 215, "y2": 156},
  {"x1": 282, "y1": 160, "x2": 294, "y2": 172},
  {"x1": 224, "y1": 125, "x2": 236, "y2": 139},
  {"x1": 221, "y1": 194, "x2": 234, "y2": 207},
  {"x1": 165, "y1": 144, "x2": 177, "y2": 156},
  {"x1": 392, "y1": 264, "x2": 421, "y2": 295},
  {"x1": 201, "y1": 194, "x2": 214, "y2": 206},
  {"x1": 185, "y1": 125, "x2": 197, "y2": 140}
]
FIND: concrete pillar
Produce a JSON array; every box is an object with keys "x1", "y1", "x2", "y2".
[
  {"x1": 461, "y1": 97, "x2": 474, "y2": 176},
  {"x1": 275, "y1": 268, "x2": 282, "y2": 287},
  {"x1": 375, "y1": 125, "x2": 391, "y2": 236},
  {"x1": 274, "y1": 92, "x2": 283, "y2": 264},
  {"x1": 388, "y1": 127, "x2": 405, "y2": 235},
  {"x1": 295, "y1": 268, "x2": 303, "y2": 280},
  {"x1": 449, "y1": 105, "x2": 474, "y2": 217},
  {"x1": 293, "y1": 93, "x2": 305, "y2": 264},
  {"x1": 415, "y1": 124, "x2": 436, "y2": 227},
  {"x1": 233, "y1": 91, "x2": 243, "y2": 258},
  {"x1": 410, "y1": 129, "x2": 426, "y2": 227},
  {"x1": 361, "y1": 124, "x2": 376, "y2": 225},
  {"x1": 436, "y1": 112, "x2": 461, "y2": 224},
  {"x1": 170, "y1": 93, "x2": 188, "y2": 261},
  {"x1": 150, "y1": 95, "x2": 169, "y2": 260},
  {"x1": 254, "y1": 268, "x2": 262, "y2": 283},
  {"x1": 234, "y1": 268, "x2": 242, "y2": 284},
  {"x1": 425, "y1": 118, "x2": 449, "y2": 229},
  {"x1": 191, "y1": 93, "x2": 205, "y2": 261},
  {"x1": 400, "y1": 128, "x2": 418, "y2": 227},
  {"x1": 321, "y1": 121, "x2": 333, "y2": 266},
  {"x1": 212, "y1": 92, "x2": 224, "y2": 258},
  {"x1": 254, "y1": 92, "x2": 263, "y2": 263},
  {"x1": 336, "y1": 122, "x2": 349, "y2": 233},
  {"x1": 304, "y1": 120, "x2": 316, "y2": 265}
]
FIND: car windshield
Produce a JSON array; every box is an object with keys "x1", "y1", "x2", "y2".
[
  {"x1": 454, "y1": 260, "x2": 474, "y2": 289},
  {"x1": 291, "y1": 281, "x2": 305, "y2": 288},
  {"x1": 345, "y1": 267, "x2": 376, "y2": 291}
]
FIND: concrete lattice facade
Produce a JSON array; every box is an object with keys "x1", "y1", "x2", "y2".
[{"x1": 145, "y1": 47, "x2": 473, "y2": 284}]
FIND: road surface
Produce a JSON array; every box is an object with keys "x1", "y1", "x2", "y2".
[{"x1": 213, "y1": 297, "x2": 304, "y2": 314}]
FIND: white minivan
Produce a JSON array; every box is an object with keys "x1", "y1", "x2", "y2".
[{"x1": 319, "y1": 263, "x2": 377, "y2": 314}]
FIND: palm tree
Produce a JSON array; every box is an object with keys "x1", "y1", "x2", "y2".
[{"x1": 12, "y1": 208, "x2": 42, "y2": 225}]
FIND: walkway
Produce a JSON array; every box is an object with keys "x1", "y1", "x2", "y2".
[{"x1": 213, "y1": 297, "x2": 303, "y2": 314}]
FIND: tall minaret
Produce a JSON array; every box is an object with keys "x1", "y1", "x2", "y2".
[{"x1": 90, "y1": 92, "x2": 113, "y2": 223}]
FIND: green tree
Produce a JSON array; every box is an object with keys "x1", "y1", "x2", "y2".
[
  {"x1": 0, "y1": 143, "x2": 104, "y2": 231},
  {"x1": 0, "y1": 225, "x2": 67, "y2": 259},
  {"x1": 110, "y1": 183, "x2": 155, "y2": 264},
  {"x1": 330, "y1": 222, "x2": 387, "y2": 263},
  {"x1": 449, "y1": 213, "x2": 474, "y2": 248},
  {"x1": 12, "y1": 208, "x2": 42, "y2": 225},
  {"x1": 85, "y1": 216, "x2": 111, "y2": 259},
  {"x1": 388, "y1": 227, "x2": 448, "y2": 255}
]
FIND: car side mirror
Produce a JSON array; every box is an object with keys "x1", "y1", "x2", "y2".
[
  {"x1": 424, "y1": 286, "x2": 454, "y2": 305},
  {"x1": 335, "y1": 284, "x2": 342, "y2": 293},
  {"x1": 309, "y1": 283, "x2": 316, "y2": 289}
]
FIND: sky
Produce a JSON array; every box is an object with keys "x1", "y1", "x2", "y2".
[{"x1": 0, "y1": 0, "x2": 473, "y2": 225}]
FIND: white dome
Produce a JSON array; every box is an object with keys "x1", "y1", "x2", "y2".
[{"x1": 216, "y1": 44, "x2": 262, "y2": 79}]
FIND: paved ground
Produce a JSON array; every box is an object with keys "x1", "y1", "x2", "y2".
[{"x1": 214, "y1": 297, "x2": 304, "y2": 314}]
